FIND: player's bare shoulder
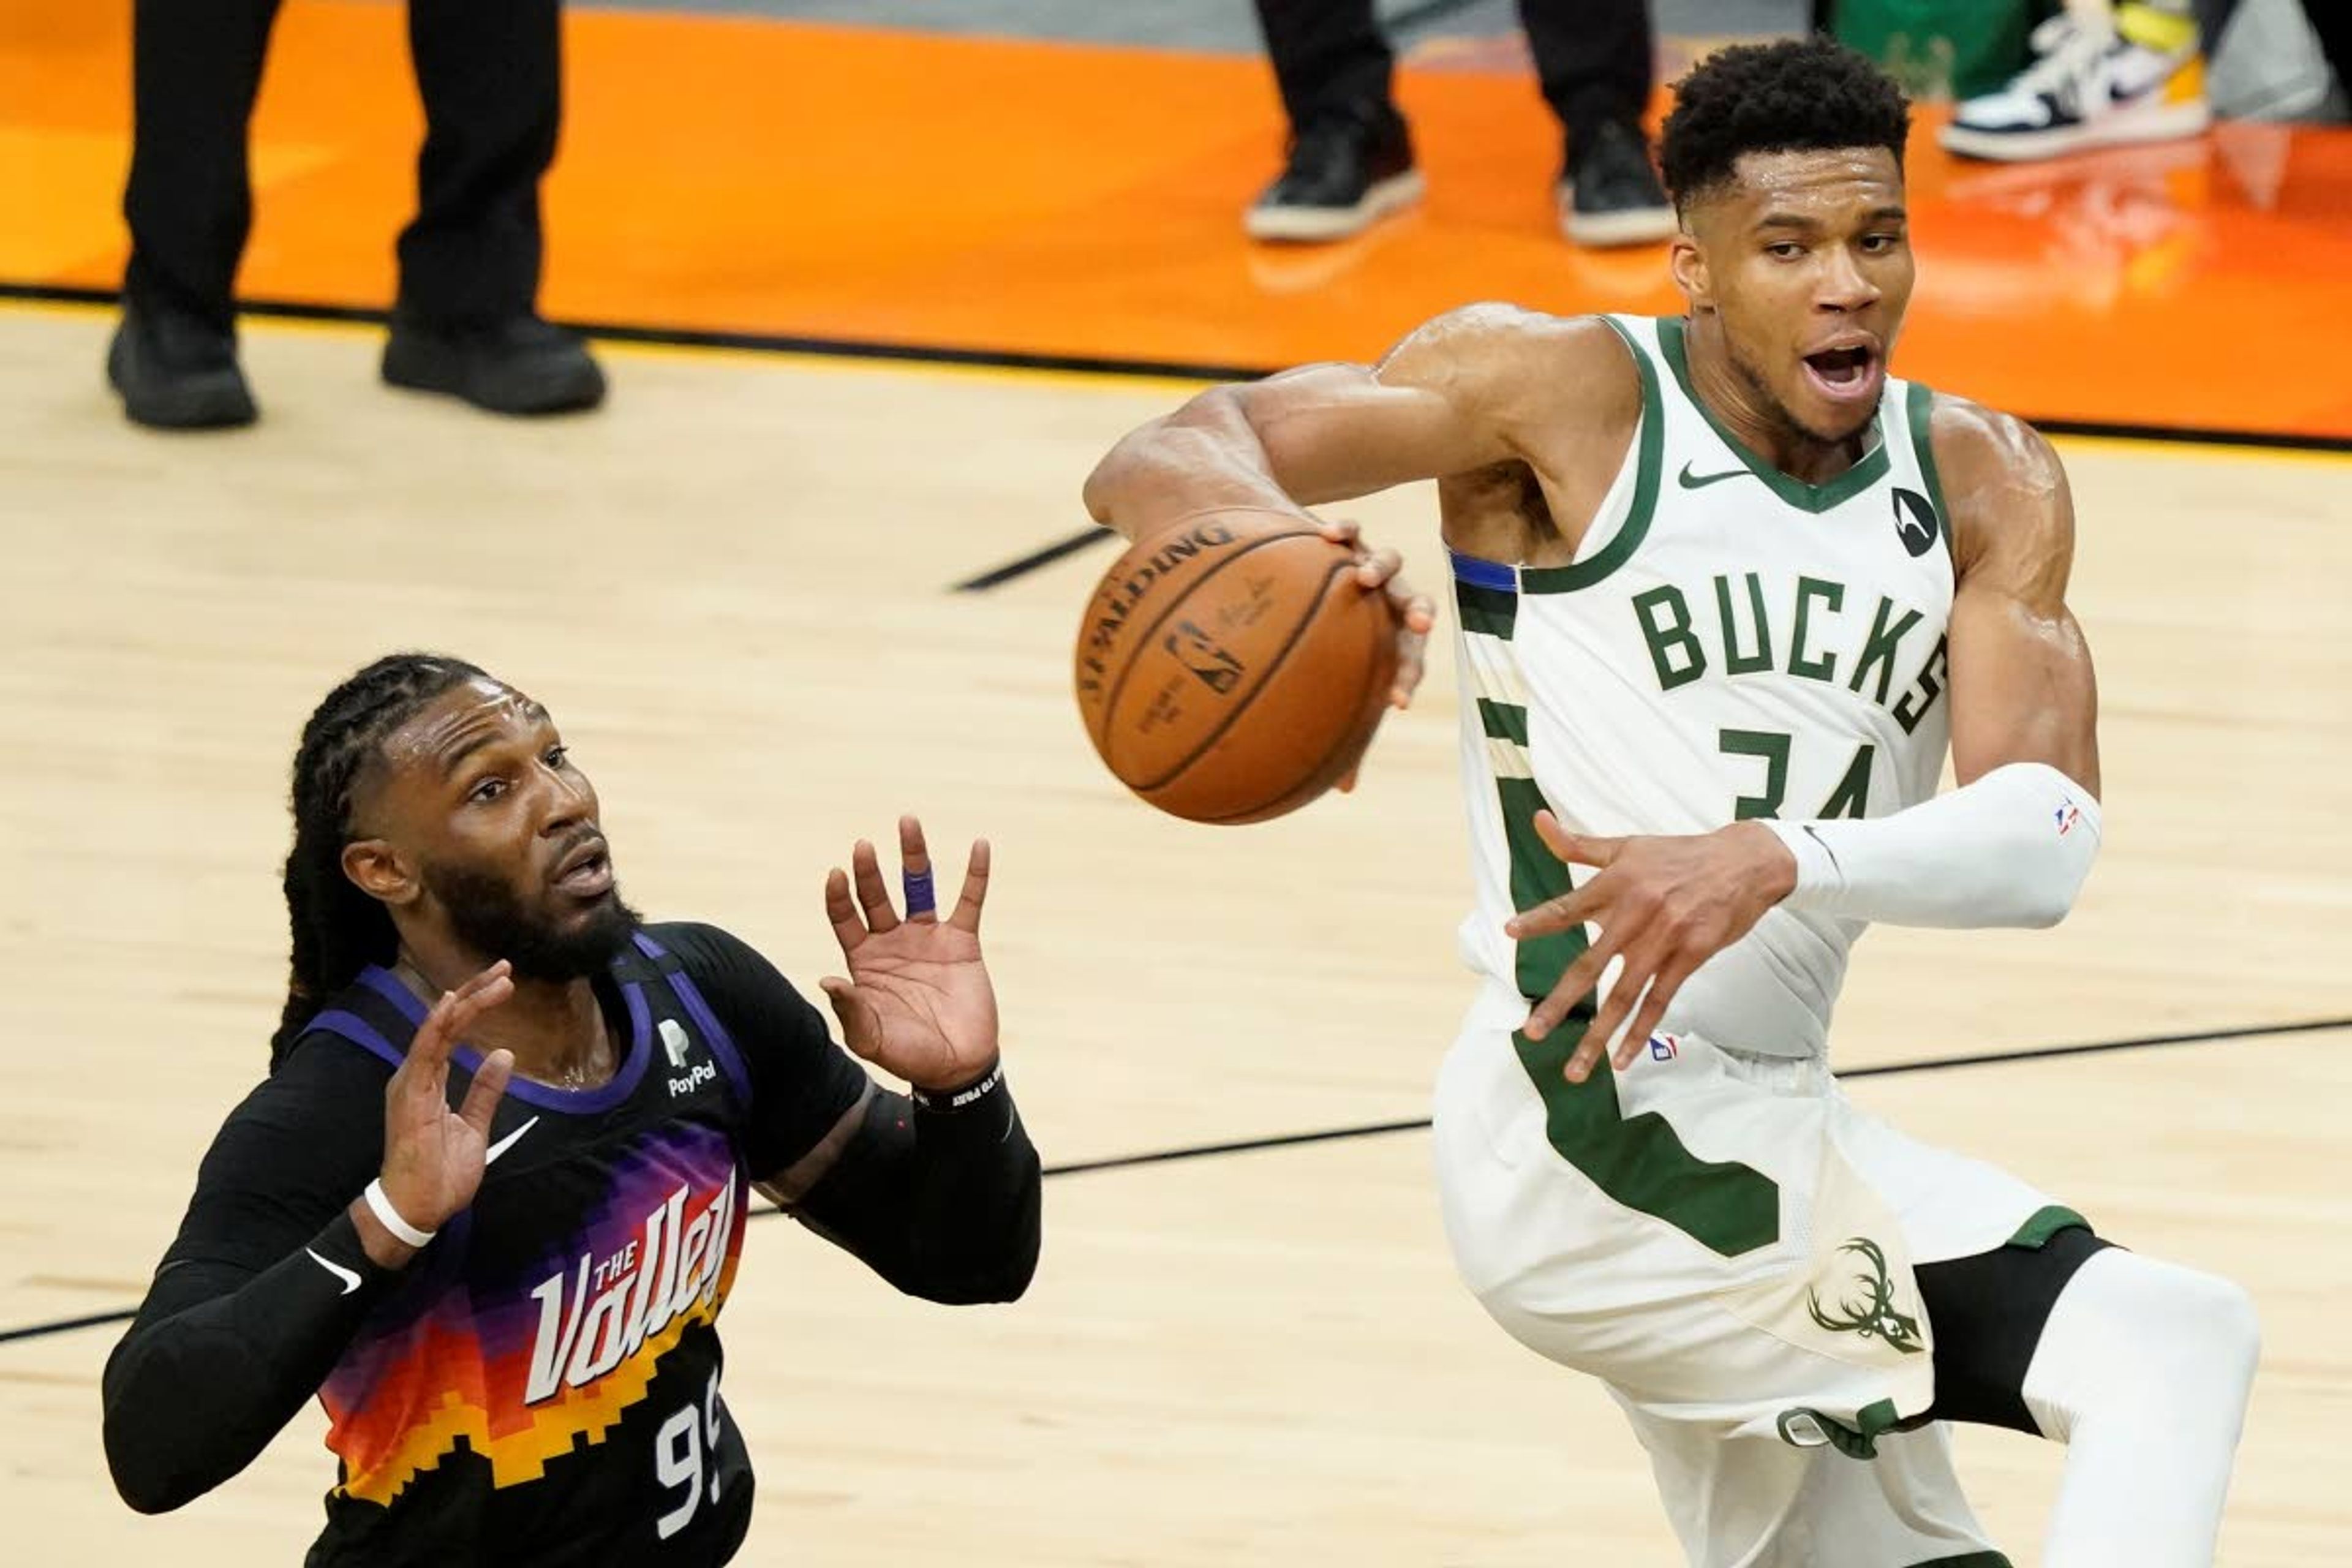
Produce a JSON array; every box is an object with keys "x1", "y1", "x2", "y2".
[
  {"x1": 1392, "y1": 306, "x2": 1645, "y2": 564},
  {"x1": 1926, "y1": 391, "x2": 2076, "y2": 592},
  {"x1": 1379, "y1": 303, "x2": 1640, "y2": 437}
]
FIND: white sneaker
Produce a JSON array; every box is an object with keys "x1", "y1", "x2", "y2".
[{"x1": 1940, "y1": 4, "x2": 2210, "y2": 162}]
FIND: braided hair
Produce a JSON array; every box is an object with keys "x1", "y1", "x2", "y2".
[{"x1": 269, "y1": 653, "x2": 490, "y2": 1069}]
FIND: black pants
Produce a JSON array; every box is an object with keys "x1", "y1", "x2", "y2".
[
  {"x1": 1251, "y1": 0, "x2": 1653, "y2": 148},
  {"x1": 122, "y1": 0, "x2": 562, "y2": 332}
]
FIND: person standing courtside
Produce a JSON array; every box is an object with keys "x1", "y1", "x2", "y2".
[
  {"x1": 1246, "y1": 0, "x2": 1674, "y2": 248},
  {"x1": 110, "y1": 0, "x2": 606, "y2": 429}
]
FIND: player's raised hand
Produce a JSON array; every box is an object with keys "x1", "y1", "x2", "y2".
[
  {"x1": 821, "y1": 816, "x2": 1000, "y2": 1093},
  {"x1": 371, "y1": 962, "x2": 515, "y2": 1256},
  {"x1": 1507, "y1": 815, "x2": 1798, "y2": 1082},
  {"x1": 1315, "y1": 517, "x2": 1436, "y2": 712}
]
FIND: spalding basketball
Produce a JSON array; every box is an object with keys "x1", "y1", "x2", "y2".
[{"x1": 1074, "y1": 510, "x2": 1399, "y2": 824}]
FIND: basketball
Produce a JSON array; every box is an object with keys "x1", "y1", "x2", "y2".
[{"x1": 1073, "y1": 510, "x2": 1399, "y2": 824}]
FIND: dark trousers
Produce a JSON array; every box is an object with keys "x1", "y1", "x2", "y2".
[
  {"x1": 1251, "y1": 0, "x2": 1654, "y2": 148},
  {"x1": 122, "y1": 0, "x2": 563, "y2": 332}
]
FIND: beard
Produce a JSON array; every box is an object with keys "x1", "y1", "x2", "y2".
[{"x1": 423, "y1": 859, "x2": 643, "y2": 982}]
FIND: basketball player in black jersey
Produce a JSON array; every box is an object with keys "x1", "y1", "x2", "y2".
[{"x1": 102, "y1": 653, "x2": 1041, "y2": 1566}]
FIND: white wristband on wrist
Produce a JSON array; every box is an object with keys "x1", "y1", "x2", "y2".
[{"x1": 363, "y1": 1178, "x2": 438, "y2": 1248}]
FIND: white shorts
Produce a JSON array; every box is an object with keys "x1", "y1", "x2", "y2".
[{"x1": 1433, "y1": 983, "x2": 2079, "y2": 1568}]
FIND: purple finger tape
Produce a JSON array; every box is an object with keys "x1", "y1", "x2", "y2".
[{"x1": 902, "y1": 867, "x2": 937, "y2": 916}]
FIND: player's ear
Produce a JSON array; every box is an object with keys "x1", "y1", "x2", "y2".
[
  {"x1": 342, "y1": 838, "x2": 418, "y2": 907},
  {"x1": 1670, "y1": 228, "x2": 1712, "y2": 314}
]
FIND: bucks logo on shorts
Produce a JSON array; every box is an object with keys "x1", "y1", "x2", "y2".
[{"x1": 1806, "y1": 1237, "x2": 1924, "y2": 1354}]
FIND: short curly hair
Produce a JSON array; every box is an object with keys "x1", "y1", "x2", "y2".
[{"x1": 1660, "y1": 36, "x2": 1911, "y2": 214}]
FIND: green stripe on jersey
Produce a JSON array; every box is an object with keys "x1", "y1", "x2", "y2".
[
  {"x1": 1477, "y1": 699, "x2": 1529, "y2": 745},
  {"x1": 1495, "y1": 775, "x2": 1584, "y2": 1003},
  {"x1": 1520, "y1": 315, "x2": 1664, "y2": 594},
  {"x1": 1907, "y1": 379, "x2": 1951, "y2": 529},
  {"x1": 1455, "y1": 580, "x2": 1517, "y2": 639},
  {"x1": 2007, "y1": 1205, "x2": 2090, "y2": 1250},
  {"x1": 1514, "y1": 1021, "x2": 1782, "y2": 1258}
]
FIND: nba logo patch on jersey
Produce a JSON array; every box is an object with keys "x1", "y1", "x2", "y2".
[
  {"x1": 1648, "y1": 1033, "x2": 1680, "y2": 1061},
  {"x1": 2054, "y1": 800, "x2": 2082, "y2": 837}
]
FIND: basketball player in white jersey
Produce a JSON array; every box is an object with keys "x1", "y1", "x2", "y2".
[{"x1": 1084, "y1": 36, "x2": 2257, "y2": 1568}]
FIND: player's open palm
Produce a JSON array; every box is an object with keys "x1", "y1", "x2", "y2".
[
  {"x1": 1508, "y1": 814, "x2": 1795, "y2": 1082},
  {"x1": 821, "y1": 816, "x2": 998, "y2": 1093},
  {"x1": 379, "y1": 962, "x2": 516, "y2": 1231}
]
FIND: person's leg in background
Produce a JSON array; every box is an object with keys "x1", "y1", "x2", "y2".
[
  {"x1": 1942, "y1": 0, "x2": 2211, "y2": 161},
  {"x1": 1244, "y1": 0, "x2": 1423, "y2": 243},
  {"x1": 112, "y1": 0, "x2": 285, "y2": 429},
  {"x1": 2293, "y1": 1, "x2": 2351, "y2": 108},
  {"x1": 1520, "y1": 0, "x2": 1673, "y2": 247},
  {"x1": 383, "y1": 0, "x2": 605, "y2": 415}
]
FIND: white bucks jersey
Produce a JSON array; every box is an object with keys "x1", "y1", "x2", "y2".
[{"x1": 1451, "y1": 314, "x2": 1954, "y2": 1059}]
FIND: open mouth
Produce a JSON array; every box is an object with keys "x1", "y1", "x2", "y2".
[
  {"x1": 554, "y1": 844, "x2": 614, "y2": 896},
  {"x1": 1802, "y1": 344, "x2": 1880, "y2": 401}
]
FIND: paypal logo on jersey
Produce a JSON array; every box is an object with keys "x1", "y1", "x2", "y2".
[{"x1": 658, "y1": 1019, "x2": 715, "y2": 1097}]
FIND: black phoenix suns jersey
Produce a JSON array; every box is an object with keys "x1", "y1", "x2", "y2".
[{"x1": 288, "y1": 927, "x2": 858, "y2": 1566}]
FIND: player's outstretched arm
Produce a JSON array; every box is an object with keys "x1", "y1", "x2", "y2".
[
  {"x1": 731, "y1": 819, "x2": 1041, "y2": 1304},
  {"x1": 1082, "y1": 305, "x2": 1616, "y2": 717},
  {"x1": 103, "y1": 970, "x2": 514, "y2": 1512},
  {"x1": 1079, "y1": 303, "x2": 1550, "y2": 541}
]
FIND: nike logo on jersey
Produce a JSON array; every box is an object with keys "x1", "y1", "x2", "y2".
[
  {"x1": 306, "y1": 1247, "x2": 363, "y2": 1296},
  {"x1": 485, "y1": 1115, "x2": 540, "y2": 1167},
  {"x1": 1677, "y1": 461, "x2": 1752, "y2": 490}
]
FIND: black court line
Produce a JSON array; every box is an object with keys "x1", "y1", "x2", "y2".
[
  {"x1": 7, "y1": 1012, "x2": 2337, "y2": 1349},
  {"x1": 7, "y1": 281, "x2": 2348, "y2": 457},
  {"x1": 0, "y1": 1307, "x2": 138, "y2": 1347},
  {"x1": 953, "y1": 527, "x2": 1116, "y2": 592}
]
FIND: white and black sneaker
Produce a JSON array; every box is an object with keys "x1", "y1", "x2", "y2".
[
  {"x1": 1557, "y1": 119, "x2": 1676, "y2": 249},
  {"x1": 1941, "y1": 2, "x2": 2210, "y2": 162},
  {"x1": 1245, "y1": 111, "x2": 1425, "y2": 243}
]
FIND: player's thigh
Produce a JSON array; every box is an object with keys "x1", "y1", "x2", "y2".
[{"x1": 1434, "y1": 1013, "x2": 1940, "y2": 1441}]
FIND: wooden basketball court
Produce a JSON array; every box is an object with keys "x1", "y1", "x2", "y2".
[{"x1": 2, "y1": 4, "x2": 2349, "y2": 1563}]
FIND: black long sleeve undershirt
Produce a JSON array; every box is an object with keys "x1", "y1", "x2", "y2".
[
  {"x1": 104, "y1": 1209, "x2": 401, "y2": 1513},
  {"x1": 102, "y1": 920, "x2": 1041, "y2": 1517},
  {"x1": 790, "y1": 1077, "x2": 1042, "y2": 1305}
]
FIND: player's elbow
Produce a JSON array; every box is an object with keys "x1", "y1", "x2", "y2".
[
  {"x1": 1082, "y1": 388, "x2": 1253, "y2": 526},
  {"x1": 103, "y1": 1400, "x2": 200, "y2": 1514}
]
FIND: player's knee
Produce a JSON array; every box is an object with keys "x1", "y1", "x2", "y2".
[
  {"x1": 2026, "y1": 1252, "x2": 2260, "y2": 1442},
  {"x1": 2174, "y1": 1268, "x2": 2261, "y2": 1393}
]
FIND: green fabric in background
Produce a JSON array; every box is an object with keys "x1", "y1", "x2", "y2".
[{"x1": 1830, "y1": 0, "x2": 2058, "y2": 100}]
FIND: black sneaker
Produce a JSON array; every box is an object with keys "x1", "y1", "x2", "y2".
[
  {"x1": 382, "y1": 312, "x2": 606, "y2": 416},
  {"x1": 1558, "y1": 119, "x2": 1675, "y2": 249},
  {"x1": 1245, "y1": 111, "x2": 1425, "y2": 243},
  {"x1": 106, "y1": 304, "x2": 257, "y2": 431}
]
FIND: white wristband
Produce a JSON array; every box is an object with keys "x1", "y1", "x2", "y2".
[{"x1": 363, "y1": 1178, "x2": 438, "y2": 1248}]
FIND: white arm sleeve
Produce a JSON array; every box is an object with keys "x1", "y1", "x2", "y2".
[{"x1": 1760, "y1": 761, "x2": 2101, "y2": 930}]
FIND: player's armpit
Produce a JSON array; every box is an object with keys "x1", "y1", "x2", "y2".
[
  {"x1": 1934, "y1": 398, "x2": 2101, "y2": 794},
  {"x1": 753, "y1": 1079, "x2": 873, "y2": 1205}
]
